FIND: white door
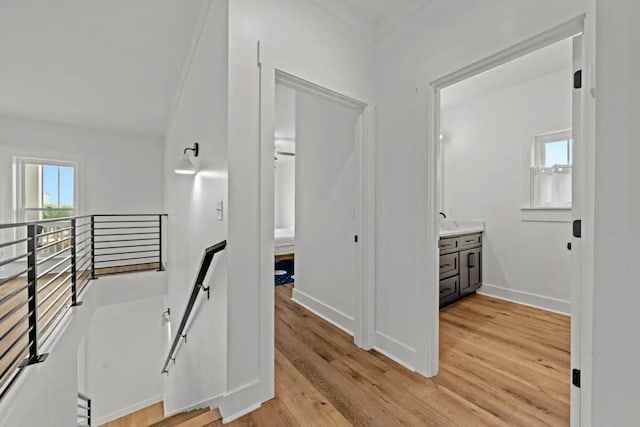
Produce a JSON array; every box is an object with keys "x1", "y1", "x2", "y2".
[{"x1": 293, "y1": 89, "x2": 361, "y2": 334}]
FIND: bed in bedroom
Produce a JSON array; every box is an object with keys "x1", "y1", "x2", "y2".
[{"x1": 274, "y1": 228, "x2": 295, "y2": 259}]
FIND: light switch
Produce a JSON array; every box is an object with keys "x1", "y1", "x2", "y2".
[{"x1": 216, "y1": 201, "x2": 224, "y2": 221}]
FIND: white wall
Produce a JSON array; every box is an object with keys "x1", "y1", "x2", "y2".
[
  {"x1": 592, "y1": 0, "x2": 640, "y2": 423},
  {"x1": 373, "y1": 0, "x2": 590, "y2": 372},
  {"x1": 0, "y1": 115, "x2": 164, "y2": 225},
  {"x1": 227, "y1": 0, "x2": 373, "y2": 418},
  {"x1": 162, "y1": 0, "x2": 229, "y2": 415},
  {"x1": 274, "y1": 156, "x2": 295, "y2": 230},
  {"x1": 293, "y1": 90, "x2": 359, "y2": 333},
  {"x1": 86, "y1": 278, "x2": 166, "y2": 425},
  {"x1": 442, "y1": 68, "x2": 573, "y2": 313},
  {"x1": 274, "y1": 84, "x2": 296, "y2": 230}
]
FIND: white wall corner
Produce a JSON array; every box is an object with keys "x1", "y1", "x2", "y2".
[
  {"x1": 478, "y1": 283, "x2": 571, "y2": 316},
  {"x1": 291, "y1": 289, "x2": 354, "y2": 336}
]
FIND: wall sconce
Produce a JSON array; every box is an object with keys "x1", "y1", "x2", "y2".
[{"x1": 174, "y1": 142, "x2": 200, "y2": 175}]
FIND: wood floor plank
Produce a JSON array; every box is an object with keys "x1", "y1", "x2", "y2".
[{"x1": 274, "y1": 349, "x2": 351, "y2": 426}]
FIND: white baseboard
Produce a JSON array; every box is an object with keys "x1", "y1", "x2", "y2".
[
  {"x1": 292, "y1": 289, "x2": 354, "y2": 336},
  {"x1": 94, "y1": 395, "x2": 163, "y2": 426},
  {"x1": 478, "y1": 283, "x2": 571, "y2": 315},
  {"x1": 373, "y1": 331, "x2": 416, "y2": 371},
  {"x1": 219, "y1": 379, "x2": 263, "y2": 424},
  {"x1": 223, "y1": 402, "x2": 261, "y2": 424}
]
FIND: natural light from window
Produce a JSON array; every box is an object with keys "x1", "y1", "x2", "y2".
[
  {"x1": 530, "y1": 131, "x2": 572, "y2": 209},
  {"x1": 22, "y1": 162, "x2": 75, "y2": 221},
  {"x1": 16, "y1": 159, "x2": 77, "y2": 255}
]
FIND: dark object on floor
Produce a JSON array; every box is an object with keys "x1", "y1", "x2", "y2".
[{"x1": 275, "y1": 258, "x2": 294, "y2": 286}]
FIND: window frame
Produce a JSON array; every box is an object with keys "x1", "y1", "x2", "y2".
[
  {"x1": 521, "y1": 129, "x2": 573, "y2": 223},
  {"x1": 532, "y1": 130, "x2": 573, "y2": 171},
  {"x1": 14, "y1": 157, "x2": 79, "y2": 223}
]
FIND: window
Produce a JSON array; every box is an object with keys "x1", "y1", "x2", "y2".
[
  {"x1": 530, "y1": 130, "x2": 572, "y2": 208},
  {"x1": 15, "y1": 159, "x2": 77, "y2": 254}
]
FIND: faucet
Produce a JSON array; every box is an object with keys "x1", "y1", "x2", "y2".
[{"x1": 439, "y1": 212, "x2": 447, "y2": 219}]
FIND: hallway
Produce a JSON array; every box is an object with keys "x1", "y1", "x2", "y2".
[{"x1": 217, "y1": 285, "x2": 570, "y2": 426}]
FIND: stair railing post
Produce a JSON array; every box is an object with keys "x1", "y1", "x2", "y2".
[
  {"x1": 158, "y1": 214, "x2": 164, "y2": 272},
  {"x1": 70, "y1": 218, "x2": 78, "y2": 306},
  {"x1": 26, "y1": 224, "x2": 46, "y2": 364},
  {"x1": 90, "y1": 216, "x2": 96, "y2": 279}
]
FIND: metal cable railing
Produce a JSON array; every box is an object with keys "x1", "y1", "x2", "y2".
[
  {"x1": 0, "y1": 213, "x2": 167, "y2": 402},
  {"x1": 161, "y1": 240, "x2": 226, "y2": 374},
  {"x1": 77, "y1": 392, "x2": 92, "y2": 427}
]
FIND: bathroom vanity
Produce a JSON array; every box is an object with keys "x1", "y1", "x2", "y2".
[{"x1": 439, "y1": 221, "x2": 484, "y2": 309}]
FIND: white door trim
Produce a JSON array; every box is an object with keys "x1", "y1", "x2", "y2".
[
  {"x1": 422, "y1": 14, "x2": 592, "y2": 427},
  {"x1": 258, "y1": 52, "x2": 377, "y2": 393}
]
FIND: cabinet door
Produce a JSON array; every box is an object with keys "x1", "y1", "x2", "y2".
[{"x1": 459, "y1": 248, "x2": 481, "y2": 295}]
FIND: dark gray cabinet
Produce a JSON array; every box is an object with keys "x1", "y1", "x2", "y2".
[{"x1": 439, "y1": 233, "x2": 482, "y2": 308}]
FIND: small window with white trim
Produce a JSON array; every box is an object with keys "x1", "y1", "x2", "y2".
[
  {"x1": 530, "y1": 130, "x2": 572, "y2": 209},
  {"x1": 14, "y1": 158, "x2": 77, "y2": 254}
]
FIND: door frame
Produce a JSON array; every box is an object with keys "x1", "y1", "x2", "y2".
[
  {"x1": 422, "y1": 15, "x2": 591, "y2": 427},
  {"x1": 258, "y1": 51, "x2": 377, "y2": 398}
]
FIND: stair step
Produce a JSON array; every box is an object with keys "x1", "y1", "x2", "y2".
[
  {"x1": 176, "y1": 409, "x2": 222, "y2": 427},
  {"x1": 148, "y1": 408, "x2": 209, "y2": 427}
]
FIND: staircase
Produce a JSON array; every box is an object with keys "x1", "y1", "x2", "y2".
[
  {"x1": 100, "y1": 404, "x2": 222, "y2": 427},
  {"x1": 148, "y1": 408, "x2": 222, "y2": 427}
]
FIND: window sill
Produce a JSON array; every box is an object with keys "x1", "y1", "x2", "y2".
[{"x1": 520, "y1": 207, "x2": 572, "y2": 223}]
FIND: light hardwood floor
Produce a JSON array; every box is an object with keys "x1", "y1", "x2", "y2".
[
  {"x1": 214, "y1": 285, "x2": 570, "y2": 426},
  {"x1": 96, "y1": 284, "x2": 570, "y2": 426}
]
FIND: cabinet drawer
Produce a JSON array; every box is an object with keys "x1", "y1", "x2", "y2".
[
  {"x1": 439, "y1": 252, "x2": 458, "y2": 279},
  {"x1": 459, "y1": 233, "x2": 482, "y2": 250},
  {"x1": 439, "y1": 237, "x2": 459, "y2": 255},
  {"x1": 440, "y1": 276, "x2": 459, "y2": 307}
]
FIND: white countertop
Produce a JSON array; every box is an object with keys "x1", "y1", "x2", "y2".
[{"x1": 439, "y1": 219, "x2": 485, "y2": 238}]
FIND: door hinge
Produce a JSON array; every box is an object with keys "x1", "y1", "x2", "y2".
[
  {"x1": 354, "y1": 235, "x2": 359, "y2": 243},
  {"x1": 572, "y1": 368, "x2": 581, "y2": 388},
  {"x1": 573, "y1": 220, "x2": 582, "y2": 238},
  {"x1": 573, "y1": 70, "x2": 582, "y2": 89}
]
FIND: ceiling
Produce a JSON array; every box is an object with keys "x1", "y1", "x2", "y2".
[
  {"x1": 0, "y1": 0, "x2": 429, "y2": 139},
  {"x1": 441, "y1": 38, "x2": 573, "y2": 110},
  {"x1": 309, "y1": 0, "x2": 432, "y2": 37},
  {"x1": 0, "y1": 0, "x2": 204, "y2": 138}
]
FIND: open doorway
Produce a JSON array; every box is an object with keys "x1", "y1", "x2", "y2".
[
  {"x1": 268, "y1": 71, "x2": 370, "y2": 345},
  {"x1": 429, "y1": 19, "x2": 586, "y2": 426},
  {"x1": 273, "y1": 85, "x2": 296, "y2": 287}
]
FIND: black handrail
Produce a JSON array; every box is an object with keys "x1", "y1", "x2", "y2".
[
  {"x1": 161, "y1": 240, "x2": 227, "y2": 374},
  {"x1": 0, "y1": 213, "x2": 167, "y2": 230}
]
